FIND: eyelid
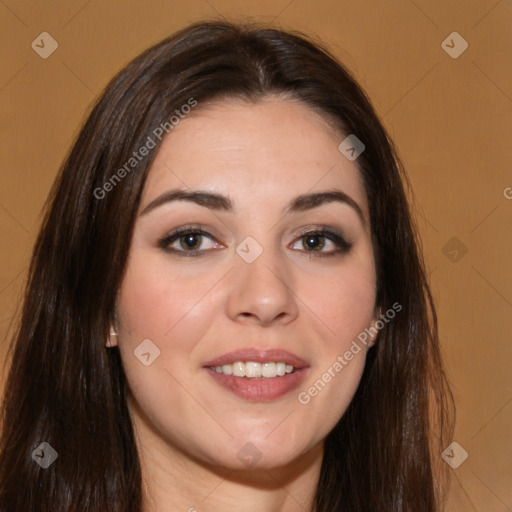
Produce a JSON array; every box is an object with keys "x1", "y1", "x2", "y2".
[{"x1": 292, "y1": 224, "x2": 348, "y2": 240}]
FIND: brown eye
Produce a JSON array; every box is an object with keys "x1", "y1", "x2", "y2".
[
  {"x1": 158, "y1": 227, "x2": 218, "y2": 256},
  {"x1": 178, "y1": 232, "x2": 203, "y2": 250},
  {"x1": 291, "y1": 229, "x2": 353, "y2": 257},
  {"x1": 302, "y1": 233, "x2": 326, "y2": 250}
]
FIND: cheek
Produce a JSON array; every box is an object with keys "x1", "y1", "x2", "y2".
[
  {"x1": 305, "y1": 262, "x2": 377, "y2": 347},
  {"x1": 295, "y1": 260, "x2": 376, "y2": 421},
  {"x1": 114, "y1": 254, "x2": 218, "y2": 439},
  {"x1": 116, "y1": 251, "x2": 220, "y2": 341}
]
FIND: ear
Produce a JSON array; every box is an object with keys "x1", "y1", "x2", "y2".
[
  {"x1": 106, "y1": 325, "x2": 118, "y2": 347},
  {"x1": 366, "y1": 307, "x2": 382, "y2": 348}
]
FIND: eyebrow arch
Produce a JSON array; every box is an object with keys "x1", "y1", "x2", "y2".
[
  {"x1": 286, "y1": 190, "x2": 365, "y2": 225},
  {"x1": 139, "y1": 188, "x2": 366, "y2": 225}
]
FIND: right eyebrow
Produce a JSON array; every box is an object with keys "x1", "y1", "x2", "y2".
[{"x1": 139, "y1": 190, "x2": 233, "y2": 216}]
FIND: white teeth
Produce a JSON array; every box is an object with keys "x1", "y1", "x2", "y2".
[
  {"x1": 232, "y1": 362, "x2": 245, "y2": 377},
  {"x1": 261, "y1": 362, "x2": 276, "y2": 378},
  {"x1": 245, "y1": 362, "x2": 262, "y2": 378},
  {"x1": 211, "y1": 361, "x2": 296, "y2": 378},
  {"x1": 221, "y1": 364, "x2": 233, "y2": 375}
]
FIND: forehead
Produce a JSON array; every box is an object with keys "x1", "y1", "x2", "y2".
[{"x1": 141, "y1": 98, "x2": 368, "y2": 218}]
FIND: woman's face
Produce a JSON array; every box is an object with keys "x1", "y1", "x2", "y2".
[{"x1": 114, "y1": 97, "x2": 378, "y2": 470}]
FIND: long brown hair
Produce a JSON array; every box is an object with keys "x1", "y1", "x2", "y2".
[{"x1": 0, "y1": 20, "x2": 454, "y2": 511}]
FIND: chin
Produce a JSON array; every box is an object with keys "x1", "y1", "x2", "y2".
[{"x1": 204, "y1": 450, "x2": 301, "y2": 473}]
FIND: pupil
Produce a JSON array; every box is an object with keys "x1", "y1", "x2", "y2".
[
  {"x1": 183, "y1": 233, "x2": 200, "y2": 249},
  {"x1": 305, "y1": 235, "x2": 322, "y2": 250}
]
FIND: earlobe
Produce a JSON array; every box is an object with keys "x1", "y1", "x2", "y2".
[
  {"x1": 106, "y1": 325, "x2": 118, "y2": 347},
  {"x1": 367, "y1": 307, "x2": 382, "y2": 348}
]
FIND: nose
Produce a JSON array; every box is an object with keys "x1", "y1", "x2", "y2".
[{"x1": 225, "y1": 242, "x2": 299, "y2": 326}]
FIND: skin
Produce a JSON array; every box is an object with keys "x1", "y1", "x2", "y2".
[{"x1": 111, "y1": 96, "x2": 379, "y2": 512}]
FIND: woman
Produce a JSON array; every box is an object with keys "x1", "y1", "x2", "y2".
[{"x1": 0, "y1": 20, "x2": 454, "y2": 512}]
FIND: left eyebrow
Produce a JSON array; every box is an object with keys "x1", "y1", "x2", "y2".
[
  {"x1": 286, "y1": 190, "x2": 366, "y2": 226},
  {"x1": 139, "y1": 188, "x2": 366, "y2": 226}
]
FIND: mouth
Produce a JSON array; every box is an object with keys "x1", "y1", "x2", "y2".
[{"x1": 202, "y1": 348, "x2": 310, "y2": 401}]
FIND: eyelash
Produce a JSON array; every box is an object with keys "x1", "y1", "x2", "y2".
[{"x1": 158, "y1": 224, "x2": 353, "y2": 259}]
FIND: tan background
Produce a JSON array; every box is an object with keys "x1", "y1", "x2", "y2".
[{"x1": 1, "y1": 1, "x2": 511, "y2": 510}]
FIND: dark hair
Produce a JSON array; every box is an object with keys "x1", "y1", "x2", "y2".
[{"x1": 0, "y1": 19, "x2": 454, "y2": 512}]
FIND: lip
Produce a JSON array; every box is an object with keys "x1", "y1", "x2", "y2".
[
  {"x1": 205, "y1": 367, "x2": 310, "y2": 402},
  {"x1": 202, "y1": 348, "x2": 309, "y2": 369}
]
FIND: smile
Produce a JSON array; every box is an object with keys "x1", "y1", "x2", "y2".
[{"x1": 208, "y1": 361, "x2": 295, "y2": 378}]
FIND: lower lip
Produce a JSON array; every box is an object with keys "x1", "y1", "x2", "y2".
[{"x1": 205, "y1": 367, "x2": 309, "y2": 401}]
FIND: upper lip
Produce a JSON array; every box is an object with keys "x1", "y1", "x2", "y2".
[{"x1": 203, "y1": 348, "x2": 309, "y2": 369}]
